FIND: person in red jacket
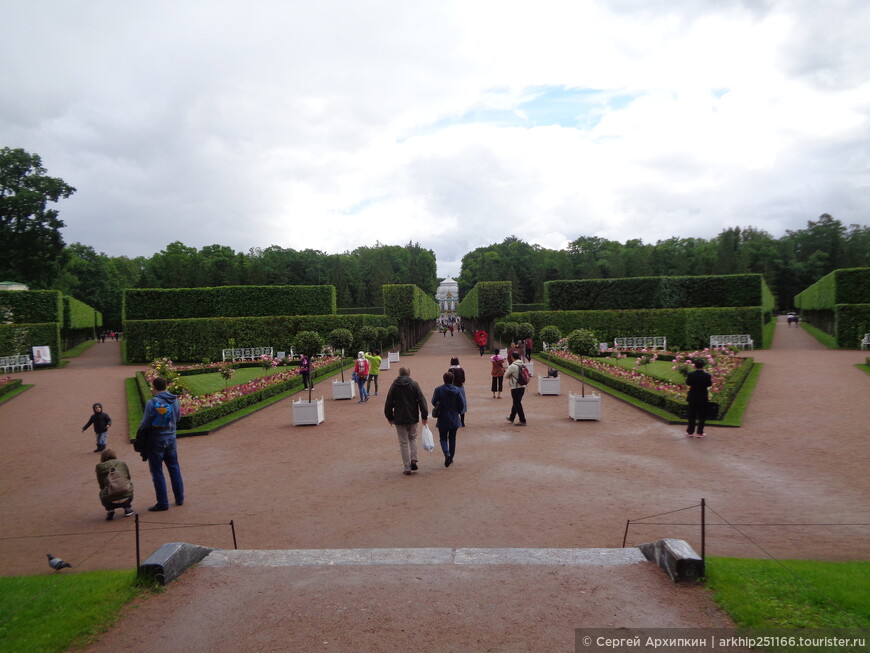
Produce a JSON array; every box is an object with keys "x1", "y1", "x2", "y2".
[{"x1": 473, "y1": 330, "x2": 488, "y2": 357}]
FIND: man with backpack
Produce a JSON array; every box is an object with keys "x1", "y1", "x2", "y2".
[
  {"x1": 505, "y1": 350, "x2": 528, "y2": 426},
  {"x1": 138, "y1": 376, "x2": 185, "y2": 512}
]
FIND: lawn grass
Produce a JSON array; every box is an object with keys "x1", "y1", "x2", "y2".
[
  {"x1": 706, "y1": 557, "x2": 869, "y2": 651},
  {"x1": 596, "y1": 357, "x2": 686, "y2": 383},
  {"x1": 179, "y1": 366, "x2": 286, "y2": 395},
  {"x1": 800, "y1": 323, "x2": 839, "y2": 349},
  {"x1": 0, "y1": 570, "x2": 146, "y2": 653},
  {"x1": 857, "y1": 364, "x2": 870, "y2": 378}
]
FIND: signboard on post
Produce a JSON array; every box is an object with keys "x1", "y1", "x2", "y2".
[{"x1": 32, "y1": 346, "x2": 52, "y2": 366}]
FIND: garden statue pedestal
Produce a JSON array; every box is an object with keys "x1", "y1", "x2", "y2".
[
  {"x1": 292, "y1": 397, "x2": 325, "y2": 425},
  {"x1": 569, "y1": 392, "x2": 601, "y2": 420},
  {"x1": 379, "y1": 358, "x2": 391, "y2": 371},
  {"x1": 332, "y1": 380, "x2": 356, "y2": 400},
  {"x1": 537, "y1": 375, "x2": 561, "y2": 395},
  {"x1": 388, "y1": 351, "x2": 400, "y2": 363}
]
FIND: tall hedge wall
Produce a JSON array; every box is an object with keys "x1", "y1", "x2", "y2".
[
  {"x1": 545, "y1": 274, "x2": 772, "y2": 312},
  {"x1": 457, "y1": 281, "x2": 512, "y2": 319},
  {"x1": 794, "y1": 268, "x2": 870, "y2": 310},
  {"x1": 123, "y1": 285, "x2": 337, "y2": 320},
  {"x1": 834, "y1": 304, "x2": 870, "y2": 348},
  {"x1": 124, "y1": 314, "x2": 394, "y2": 362},
  {"x1": 0, "y1": 323, "x2": 62, "y2": 362},
  {"x1": 504, "y1": 307, "x2": 764, "y2": 351},
  {"x1": 382, "y1": 285, "x2": 440, "y2": 320},
  {"x1": 65, "y1": 296, "x2": 102, "y2": 330},
  {"x1": 0, "y1": 290, "x2": 63, "y2": 323}
]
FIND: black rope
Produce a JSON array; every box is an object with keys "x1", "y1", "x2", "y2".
[
  {"x1": 1, "y1": 520, "x2": 234, "y2": 540},
  {"x1": 627, "y1": 522, "x2": 870, "y2": 527}
]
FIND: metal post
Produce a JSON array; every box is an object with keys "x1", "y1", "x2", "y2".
[
  {"x1": 231, "y1": 519, "x2": 237, "y2": 549},
  {"x1": 622, "y1": 519, "x2": 631, "y2": 548},
  {"x1": 700, "y1": 498, "x2": 706, "y2": 562},
  {"x1": 135, "y1": 513, "x2": 141, "y2": 572}
]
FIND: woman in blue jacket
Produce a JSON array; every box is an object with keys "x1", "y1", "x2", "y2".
[{"x1": 431, "y1": 372, "x2": 465, "y2": 467}]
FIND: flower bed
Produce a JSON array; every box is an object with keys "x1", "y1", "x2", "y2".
[
  {"x1": 137, "y1": 356, "x2": 345, "y2": 430},
  {"x1": 549, "y1": 347, "x2": 752, "y2": 419}
]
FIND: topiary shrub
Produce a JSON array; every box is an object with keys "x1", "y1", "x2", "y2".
[{"x1": 566, "y1": 329, "x2": 599, "y2": 357}]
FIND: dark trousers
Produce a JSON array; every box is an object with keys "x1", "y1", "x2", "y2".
[
  {"x1": 438, "y1": 428, "x2": 457, "y2": 457},
  {"x1": 687, "y1": 403, "x2": 707, "y2": 435},
  {"x1": 301, "y1": 371, "x2": 311, "y2": 389},
  {"x1": 509, "y1": 387, "x2": 526, "y2": 423},
  {"x1": 367, "y1": 374, "x2": 379, "y2": 394},
  {"x1": 491, "y1": 375, "x2": 503, "y2": 393}
]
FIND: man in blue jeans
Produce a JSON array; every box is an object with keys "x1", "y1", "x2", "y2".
[{"x1": 139, "y1": 376, "x2": 185, "y2": 511}]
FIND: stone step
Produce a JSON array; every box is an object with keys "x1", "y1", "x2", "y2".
[{"x1": 199, "y1": 547, "x2": 648, "y2": 568}]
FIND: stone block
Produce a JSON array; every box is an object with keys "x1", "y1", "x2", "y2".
[
  {"x1": 637, "y1": 538, "x2": 704, "y2": 582},
  {"x1": 139, "y1": 542, "x2": 214, "y2": 586}
]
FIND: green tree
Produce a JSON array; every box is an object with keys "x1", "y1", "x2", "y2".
[{"x1": 0, "y1": 147, "x2": 76, "y2": 288}]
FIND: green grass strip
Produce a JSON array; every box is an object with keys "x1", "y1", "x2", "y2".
[
  {"x1": 800, "y1": 323, "x2": 839, "y2": 349},
  {"x1": 0, "y1": 383, "x2": 32, "y2": 406},
  {"x1": 533, "y1": 356, "x2": 761, "y2": 427},
  {"x1": 61, "y1": 340, "x2": 96, "y2": 358},
  {"x1": 0, "y1": 570, "x2": 145, "y2": 653},
  {"x1": 706, "y1": 557, "x2": 869, "y2": 646},
  {"x1": 762, "y1": 317, "x2": 777, "y2": 349},
  {"x1": 856, "y1": 364, "x2": 870, "y2": 378}
]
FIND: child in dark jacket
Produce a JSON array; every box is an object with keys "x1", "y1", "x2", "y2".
[{"x1": 82, "y1": 402, "x2": 112, "y2": 453}]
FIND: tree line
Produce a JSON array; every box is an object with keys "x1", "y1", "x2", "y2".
[{"x1": 3, "y1": 146, "x2": 868, "y2": 329}]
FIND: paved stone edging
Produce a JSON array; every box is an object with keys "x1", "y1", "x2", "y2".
[{"x1": 198, "y1": 547, "x2": 648, "y2": 567}]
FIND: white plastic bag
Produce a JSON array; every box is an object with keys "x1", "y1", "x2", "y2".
[{"x1": 421, "y1": 424, "x2": 435, "y2": 452}]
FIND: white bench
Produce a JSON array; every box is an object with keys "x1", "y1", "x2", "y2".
[
  {"x1": 613, "y1": 337, "x2": 667, "y2": 350},
  {"x1": 221, "y1": 347, "x2": 274, "y2": 362},
  {"x1": 710, "y1": 335, "x2": 754, "y2": 350},
  {"x1": 0, "y1": 355, "x2": 33, "y2": 373},
  {"x1": 861, "y1": 333, "x2": 870, "y2": 350}
]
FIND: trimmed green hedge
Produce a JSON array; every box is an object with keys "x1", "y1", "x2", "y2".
[
  {"x1": 0, "y1": 322, "x2": 62, "y2": 362},
  {"x1": 0, "y1": 378, "x2": 23, "y2": 398},
  {"x1": 123, "y1": 285, "x2": 337, "y2": 320},
  {"x1": 0, "y1": 290, "x2": 63, "y2": 323},
  {"x1": 835, "y1": 303, "x2": 870, "y2": 348},
  {"x1": 503, "y1": 307, "x2": 765, "y2": 351},
  {"x1": 795, "y1": 268, "x2": 870, "y2": 310},
  {"x1": 457, "y1": 281, "x2": 512, "y2": 319},
  {"x1": 383, "y1": 285, "x2": 440, "y2": 320},
  {"x1": 555, "y1": 355, "x2": 754, "y2": 420},
  {"x1": 123, "y1": 314, "x2": 393, "y2": 363},
  {"x1": 64, "y1": 295, "x2": 101, "y2": 330},
  {"x1": 545, "y1": 274, "x2": 772, "y2": 312},
  {"x1": 337, "y1": 306, "x2": 384, "y2": 315}
]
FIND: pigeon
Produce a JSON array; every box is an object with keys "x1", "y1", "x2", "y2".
[{"x1": 47, "y1": 554, "x2": 72, "y2": 571}]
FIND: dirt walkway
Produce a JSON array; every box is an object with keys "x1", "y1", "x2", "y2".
[{"x1": 1, "y1": 320, "x2": 867, "y2": 650}]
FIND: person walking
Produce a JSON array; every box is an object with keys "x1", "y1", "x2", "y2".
[
  {"x1": 298, "y1": 353, "x2": 312, "y2": 389},
  {"x1": 685, "y1": 358, "x2": 712, "y2": 438},
  {"x1": 505, "y1": 350, "x2": 527, "y2": 426},
  {"x1": 383, "y1": 367, "x2": 429, "y2": 475},
  {"x1": 353, "y1": 351, "x2": 370, "y2": 403},
  {"x1": 82, "y1": 402, "x2": 112, "y2": 453},
  {"x1": 524, "y1": 337, "x2": 533, "y2": 363},
  {"x1": 95, "y1": 448, "x2": 134, "y2": 520},
  {"x1": 490, "y1": 348, "x2": 506, "y2": 399},
  {"x1": 431, "y1": 371, "x2": 464, "y2": 467},
  {"x1": 365, "y1": 349, "x2": 382, "y2": 396},
  {"x1": 448, "y1": 356, "x2": 467, "y2": 426},
  {"x1": 138, "y1": 376, "x2": 184, "y2": 512},
  {"x1": 474, "y1": 330, "x2": 488, "y2": 357}
]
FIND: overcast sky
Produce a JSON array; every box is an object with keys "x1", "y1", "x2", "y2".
[{"x1": 2, "y1": 1, "x2": 869, "y2": 277}]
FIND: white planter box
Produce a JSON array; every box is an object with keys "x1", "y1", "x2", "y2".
[
  {"x1": 379, "y1": 358, "x2": 391, "y2": 371},
  {"x1": 292, "y1": 397, "x2": 325, "y2": 426},
  {"x1": 524, "y1": 361, "x2": 534, "y2": 376},
  {"x1": 537, "y1": 375, "x2": 561, "y2": 395},
  {"x1": 332, "y1": 380, "x2": 356, "y2": 400},
  {"x1": 388, "y1": 351, "x2": 400, "y2": 363},
  {"x1": 568, "y1": 392, "x2": 601, "y2": 421}
]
